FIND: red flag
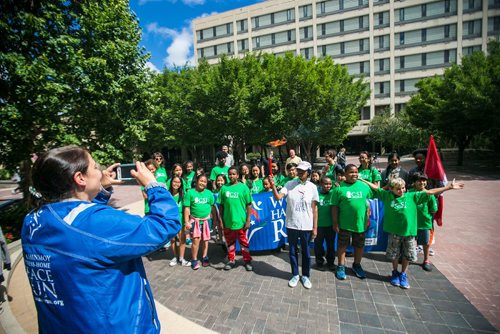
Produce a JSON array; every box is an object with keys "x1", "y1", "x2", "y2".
[{"x1": 424, "y1": 135, "x2": 448, "y2": 226}]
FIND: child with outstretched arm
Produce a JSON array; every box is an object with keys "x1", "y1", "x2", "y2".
[{"x1": 359, "y1": 177, "x2": 464, "y2": 289}]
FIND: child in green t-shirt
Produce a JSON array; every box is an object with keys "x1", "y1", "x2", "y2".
[
  {"x1": 409, "y1": 172, "x2": 438, "y2": 272},
  {"x1": 358, "y1": 151, "x2": 381, "y2": 187},
  {"x1": 183, "y1": 160, "x2": 195, "y2": 190},
  {"x1": 152, "y1": 152, "x2": 167, "y2": 184},
  {"x1": 314, "y1": 177, "x2": 335, "y2": 271},
  {"x1": 247, "y1": 164, "x2": 264, "y2": 194},
  {"x1": 168, "y1": 176, "x2": 191, "y2": 267},
  {"x1": 332, "y1": 164, "x2": 373, "y2": 280},
  {"x1": 210, "y1": 151, "x2": 229, "y2": 191},
  {"x1": 361, "y1": 177, "x2": 463, "y2": 289},
  {"x1": 218, "y1": 167, "x2": 253, "y2": 271},
  {"x1": 183, "y1": 174, "x2": 217, "y2": 270}
]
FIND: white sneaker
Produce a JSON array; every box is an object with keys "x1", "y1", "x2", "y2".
[
  {"x1": 301, "y1": 276, "x2": 312, "y2": 289},
  {"x1": 429, "y1": 248, "x2": 435, "y2": 256},
  {"x1": 288, "y1": 275, "x2": 300, "y2": 288},
  {"x1": 180, "y1": 259, "x2": 191, "y2": 267},
  {"x1": 169, "y1": 258, "x2": 178, "y2": 267},
  {"x1": 416, "y1": 245, "x2": 423, "y2": 254}
]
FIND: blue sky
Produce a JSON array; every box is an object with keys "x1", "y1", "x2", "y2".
[{"x1": 129, "y1": 0, "x2": 263, "y2": 72}]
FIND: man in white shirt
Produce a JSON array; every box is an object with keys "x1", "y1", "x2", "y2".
[
  {"x1": 221, "y1": 145, "x2": 234, "y2": 167},
  {"x1": 284, "y1": 149, "x2": 302, "y2": 176},
  {"x1": 271, "y1": 161, "x2": 318, "y2": 289}
]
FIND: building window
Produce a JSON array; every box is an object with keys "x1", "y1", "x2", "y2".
[
  {"x1": 320, "y1": 2, "x2": 326, "y2": 14},
  {"x1": 445, "y1": 0, "x2": 451, "y2": 12},
  {"x1": 380, "y1": 82, "x2": 385, "y2": 94},
  {"x1": 321, "y1": 23, "x2": 326, "y2": 35},
  {"x1": 254, "y1": 17, "x2": 259, "y2": 28},
  {"x1": 444, "y1": 50, "x2": 450, "y2": 63},
  {"x1": 322, "y1": 45, "x2": 327, "y2": 56},
  {"x1": 422, "y1": 53, "x2": 427, "y2": 66},
  {"x1": 399, "y1": 8, "x2": 405, "y2": 21},
  {"x1": 379, "y1": 59, "x2": 384, "y2": 71},
  {"x1": 378, "y1": 13, "x2": 384, "y2": 25},
  {"x1": 287, "y1": 30, "x2": 292, "y2": 41},
  {"x1": 379, "y1": 36, "x2": 384, "y2": 48},
  {"x1": 199, "y1": 30, "x2": 204, "y2": 40},
  {"x1": 340, "y1": 42, "x2": 345, "y2": 54},
  {"x1": 422, "y1": 29, "x2": 427, "y2": 42},
  {"x1": 271, "y1": 33, "x2": 275, "y2": 45},
  {"x1": 214, "y1": 45, "x2": 218, "y2": 56},
  {"x1": 359, "y1": 39, "x2": 365, "y2": 51},
  {"x1": 360, "y1": 61, "x2": 365, "y2": 73},
  {"x1": 400, "y1": 80, "x2": 405, "y2": 92},
  {"x1": 445, "y1": 25, "x2": 450, "y2": 38},
  {"x1": 287, "y1": 9, "x2": 293, "y2": 21},
  {"x1": 359, "y1": 16, "x2": 364, "y2": 29},
  {"x1": 256, "y1": 37, "x2": 260, "y2": 48},
  {"x1": 400, "y1": 56, "x2": 405, "y2": 69},
  {"x1": 422, "y1": 4, "x2": 427, "y2": 17},
  {"x1": 339, "y1": 0, "x2": 344, "y2": 10},
  {"x1": 400, "y1": 32, "x2": 405, "y2": 45},
  {"x1": 340, "y1": 20, "x2": 344, "y2": 32}
]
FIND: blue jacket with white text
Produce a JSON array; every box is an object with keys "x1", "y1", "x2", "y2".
[{"x1": 22, "y1": 186, "x2": 181, "y2": 334}]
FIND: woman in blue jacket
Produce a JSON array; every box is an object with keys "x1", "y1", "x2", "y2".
[{"x1": 22, "y1": 146, "x2": 181, "y2": 333}]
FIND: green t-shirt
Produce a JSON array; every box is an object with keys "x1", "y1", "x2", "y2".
[
  {"x1": 408, "y1": 189, "x2": 438, "y2": 230},
  {"x1": 332, "y1": 181, "x2": 372, "y2": 232},
  {"x1": 172, "y1": 193, "x2": 184, "y2": 226},
  {"x1": 374, "y1": 188, "x2": 430, "y2": 236},
  {"x1": 183, "y1": 188, "x2": 214, "y2": 219},
  {"x1": 155, "y1": 166, "x2": 168, "y2": 184},
  {"x1": 185, "y1": 171, "x2": 195, "y2": 189},
  {"x1": 210, "y1": 165, "x2": 229, "y2": 182},
  {"x1": 317, "y1": 190, "x2": 333, "y2": 227},
  {"x1": 325, "y1": 164, "x2": 337, "y2": 179},
  {"x1": 218, "y1": 182, "x2": 252, "y2": 230},
  {"x1": 358, "y1": 166, "x2": 381, "y2": 183},
  {"x1": 273, "y1": 174, "x2": 286, "y2": 187},
  {"x1": 247, "y1": 178, "x2": 264, "y2": 194}
]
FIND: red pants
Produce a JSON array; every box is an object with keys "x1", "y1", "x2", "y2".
[{"x1": 224, "y1": 228, "x2": 252, "y2": 263}]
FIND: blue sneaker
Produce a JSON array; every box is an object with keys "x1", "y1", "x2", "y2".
[
  {"x1": 390, "y1": 270, "x2": 400, "y2": 287},
  {"x1": 399, "y1": 272, "x2": 410, "y2": 289},
  {"x1": 191, "y1": 260, "x2": 200, "y2": 270},
  {"x1": 352, "y1": 263, "x2": 367, "y2": 279},
  {"x1": 336, "y1": 265, "x2": 346, "y2": 280}
]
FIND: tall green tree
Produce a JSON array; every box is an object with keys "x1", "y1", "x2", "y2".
[
  {"x1": 368, "y1": 109, "x2": 432, "y2": 154},
  {"x1": 406, "y1": 42, "x2": 500, "y2": 165},
  {"x1": 0, "y1": 0, "x2": 152, "y2": 202}
]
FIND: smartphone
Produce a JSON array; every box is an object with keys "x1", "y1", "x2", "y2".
[{"x1": 116, "y1": 163, "x2": 136, "y2": 181}]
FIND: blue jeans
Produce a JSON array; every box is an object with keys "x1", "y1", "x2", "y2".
[{"x1": 287, "y1": 228, "x2": 311, "y2": 277}]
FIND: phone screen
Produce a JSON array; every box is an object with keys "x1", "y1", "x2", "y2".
[{"x1": 116, "y1": 164, "x2": 135, "y2": 181}]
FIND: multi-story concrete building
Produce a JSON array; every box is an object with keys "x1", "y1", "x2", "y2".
[{"x1": 193, "y1": 0, "x2": 500, "y2": 146}]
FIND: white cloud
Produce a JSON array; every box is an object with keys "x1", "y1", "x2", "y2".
[
  {"x1": 145, "y1": 61, "x2": 160, "y2": 73},
  {"x1": 146, "y1": 12, "x2": 219, "y2": 68},
  {"x1": 138, "y1": 0, "x2": 161, "y2": 5}
]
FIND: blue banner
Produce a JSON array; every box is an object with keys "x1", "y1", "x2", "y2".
[{"x1": 226, "y1": 192, "x2": 388, "y2": 252}]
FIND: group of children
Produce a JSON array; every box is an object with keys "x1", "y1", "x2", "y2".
[
  {"x1": 142, "y1": 149, "x2": 463, "y2": 290},
  {"x1": 314, "y1": 150, "x2": 463, "y2": 289}
]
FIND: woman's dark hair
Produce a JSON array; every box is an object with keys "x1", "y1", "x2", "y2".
[
  {"x1": 324, "y1": 149, "x2": 337, "y2": 158},
  {"x1": 183, "y1": 160, "x2": 194, "y2": 174},
  {"x1": 286, "y1": 162, "x2": 298, "y2": 171},
  {"x1": 170, "y1": 163, "x2": 183, "y2": 179},
  {"x1": 358, "y1": 151, "x2": 372, "y2": 169},
  {"x1": 144, "y1": 159, "x2": 158, "y2": 169},
  {"x1": 250, "y1": 164, "x2": 261, "y2": 180},
  {"x1": 384, "y1": 152, "x2": 401, "y2": 175},
  {"x1": 168, "y1": 175, "x2": 185, "y2": 203},
  {"x1": 238, "y1": 163, "x2": 250, "y2": 176},
  {"x1": 32, "y1": 146, "x2": 90, "y2": 204}
]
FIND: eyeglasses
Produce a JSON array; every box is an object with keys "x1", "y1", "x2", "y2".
[{"x1": 155, "y1": 158, "x2": 162, "y2": 161}]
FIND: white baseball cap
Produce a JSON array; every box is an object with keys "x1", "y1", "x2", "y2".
[{"x1": 297, "y1": 161, "x2": 312, "y2": 171}]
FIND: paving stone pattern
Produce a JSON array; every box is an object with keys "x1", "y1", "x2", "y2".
[{"x1": 143, "y1": 242, "x2": 497, "y2": 334}]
